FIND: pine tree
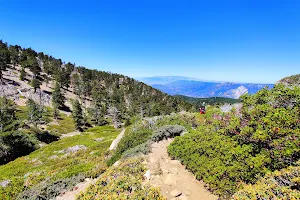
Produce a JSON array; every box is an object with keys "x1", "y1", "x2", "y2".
[
  {"x1": 27, "y1": 98, "x2": 43, "y2": 127},
  {"x1": 20, "y1": 67, "x2": 26, "y2": 81},
  {"x1": 31, "y1": 77, "x2": 41, "y2": 93},
  {"x1": 0, "y1": 41, "x2": 10, "y2": 82},
  {"x1": 72, "y1": 100, "x2": 83, "y2": 131},
  {"x1": 0, "y1": 97, "x2": 16, "y2": 132},
  {"x1": 52, "y1": 82, "x2": 65, "y2": 108}
]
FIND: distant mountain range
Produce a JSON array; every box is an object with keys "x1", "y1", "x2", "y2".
[{"x1": 136, "y1": 76, "x2": 274, "y2": 99}]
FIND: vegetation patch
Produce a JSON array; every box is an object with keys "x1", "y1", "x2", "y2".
[
  {"x1": 233, "y1": 161, "x2": 300, "y2": 199},
  {"x1": 47, "y1": 114, "x2": 76, "y2": 136},
  {"x1": 77, "y1": 158, "x2": 165, "y2": 200},
  {"x1": 0, "y1": 126, "x2": 120, "y2": 199},
  {"x1": 107, "y1": 113, "x2": 197, "y2": 166},
  {"x1": 168, "y1": 84, "x2": 300, "y2": 198}
]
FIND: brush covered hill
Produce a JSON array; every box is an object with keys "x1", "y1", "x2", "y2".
[
  {"x1": 175, "y1": 95, "x2": 241, "y2": 107},
  {"x1": 168, "y1": 76, "x2": 300, "y2": 199},
  {"x1": 277, "y1": 74, "x2": 300, "y2": 87},
  {"x1": 137, "y1": 76, "x2": 274, "y2": 99},
  {"x1": 0, "y1": 40, "x2": 193, "y2": 177},
  {"x1": 0, "y1": 40, "x2": 193, "y2": 118}
]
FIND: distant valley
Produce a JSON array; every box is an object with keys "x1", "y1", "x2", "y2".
[{"x1": 137, "y1": 76, "x2": 274, "y2": 99}]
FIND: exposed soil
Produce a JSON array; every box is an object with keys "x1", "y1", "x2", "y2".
[{"x1": 146, "y1": 139, "x2": 218, "y2": 200}]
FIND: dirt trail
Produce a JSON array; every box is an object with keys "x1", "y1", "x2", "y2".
[{"x1": 147, "y1": 139, "x2": 218, "y2": 200}]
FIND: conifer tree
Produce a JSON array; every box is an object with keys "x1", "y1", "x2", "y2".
[
  {"x1": 31, "y1": 77, "x2": 41, "y2": 93},
  {"x1": 0, "y1": 41, "x2": 10, "y2": 82},
  {"x1": 20, "y1": 67, "x2": 26, "y2": 81},
  {"x1": 52, "y1": 82, "x2": 65, "y2": 108},
  {"x1": 0, "y1": 97, "x2": 16, "y2": 132},
  {"x1": 27, "y1": 98, "x2": 43, "y2": 127},
  {"x1": 72, "y1": 100, "x2": 83, "y2": 131}
]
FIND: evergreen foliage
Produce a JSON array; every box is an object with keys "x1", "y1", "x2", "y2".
[
  {"x1": 19, "y1": 67, "x2": 26, "y2": 81},
  {"x1": 72, "y1": 100, "x2": 84, "y2": 131},
  {"x1": 1, "y1": 40, "x2": 193, "y2": 122},
  {"x1": 0, "y1": 40, "x2": 10, "y2": 81},
  {"x1": 52, "y1": 82, "x2": 65, "y2": 109},
  {"x1": 168, "y1": 84, "x2": 300, "y2": 198},
  {"x1": 0, "y1": 97, "x2": 16, "y2": 132},
  {"x1": 26, "y1": 98, "x2": 43, "y2": 127}
]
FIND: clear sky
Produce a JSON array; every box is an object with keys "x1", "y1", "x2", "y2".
[{"x1": 0, "y1": 0, "x2": 299, "y2": 83}]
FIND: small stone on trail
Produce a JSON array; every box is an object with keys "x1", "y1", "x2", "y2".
[
  {"x1": 170, "y1": 189, "x2": 182, "y2": 197},
  {"x1": 144, "y1": 169, "x2": 151, "y2": 180}
]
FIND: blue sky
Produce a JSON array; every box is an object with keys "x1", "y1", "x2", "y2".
[{"x1": 0, "y1": 0, "x2": 299, "y2": 83}]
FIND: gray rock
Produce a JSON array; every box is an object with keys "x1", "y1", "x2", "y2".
[
  {"x1": 65, "y1": 145, "x2": 87, "y2": 153},
  {"x1": 49, "y1": 155, "x2": 58, "y2": 159},
  {"x1": 0, "y1": 180, "x2": 11, "y2": 187},
  {"x1": 94, "y1": 137, "x2": 104, "y2": 142},
  {"x1": 170, "y1": 189, "x2": 182, "y2": 197}
]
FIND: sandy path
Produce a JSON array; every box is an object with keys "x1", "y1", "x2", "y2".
[{"x1": 147, "y1": 139, "x2": 218, "y2": 200}]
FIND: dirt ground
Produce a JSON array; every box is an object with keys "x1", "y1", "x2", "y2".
[{"x1": 146, "y1": 139, "x2": 218, "y2": 200}]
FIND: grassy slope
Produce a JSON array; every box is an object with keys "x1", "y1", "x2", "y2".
[
  {"x1": 0, "y1": 126, "x2": 121, "y2": 199},
  {"x1": 78, "y1": 158, "x2": 166, "y2": 200}
]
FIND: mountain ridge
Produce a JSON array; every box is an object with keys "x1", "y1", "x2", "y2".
[{"x1": 138, "y1": 77, "x2": 274, "y2": 99}]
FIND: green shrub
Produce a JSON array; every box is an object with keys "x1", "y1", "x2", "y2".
[
  {"x1": 77, "y1": 158, "x2": 165, "y2": 200},
  {"x1": 168, "y1": 129, "x2": 271, "y2": 198},
  {"x1": 151, "y1": 125, "x2": 186, "y2": 142},
  {"x1": 107, "y1": 129, "x2": 152, "y2": 166},
  {"x1": 17, "y1": 174, "x2": 85, "y2": 200},
  {"x1": 0, "y1": 131, "x2": 38, "y2": 165},
  {"x1": 30, "y1": 128, "x2": 59, "y2": 144},
  {"x1": 123, "y1": 141, "x2": 152, "y2": 158},
  {"x1": 233, "y1": 162, "x2": 300, "y2": 199},
  {"x1": 167, "y1": 84, "x2": 300, "y2": 198}
]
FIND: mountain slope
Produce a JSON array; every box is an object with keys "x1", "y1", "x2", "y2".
[
  {"x1": 176, "y1": 95, "x2": 241, "y2": 107},
  {"x1": 0, "y1": 40, "x2": 193, "y2": 119},
  {"x1": 151, "y1": 79, "x2": 274, "y2": 99},
  {"x1": 276, "y1": 74, "x2": 300, "y2": 87}
]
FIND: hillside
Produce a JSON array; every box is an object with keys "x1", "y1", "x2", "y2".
[
  {"x1": 175, "y1": 95, "x2": 241, "y2": 107},
  {"x1": 1, "y1": 39, "x2": 299, "y2": 200},
  {"x1": 277, "y1": 74, "x2": 300, "y2": 87},
  {"x1": 138, "y1": 77, "x2": 274, "y2": 99},
  {"x1": 0, "y1": 40, "x2": 195, "y2": 167},
  {"x1": 0, "y1": 40, "x2": 193, "y2": 118}
]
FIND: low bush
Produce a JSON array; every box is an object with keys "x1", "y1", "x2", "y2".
[
  {"x1": 168, "y1": 129, "x2": 270, "y2": 198},
  {"x1": 123, "y1": 141, "x2": 152, "y2": 158},
  {"x1": 31, "y1": 128, "x2": 60, "y2": 144},
  {"x1": 151, "y1": 125, "x2": 186, "y2": 142},
  {"x1": 77, "y1": 158, "x2": 165, "y2": 200},
  {"x1": 233, "y1": 162, "x2": 300, "y2": 199},
  {"x1": 107, "y1": 129, "x2": 152, "y2": 166},
  {"x1": 18, "y1": 174, "x2": 85, "y2": 200},
  {"x1": 167, "y1": 84, "x2": 300, "y2": 199},
  {"x1": 0, "y1": 131, "x2": 38, "y2": 165}
]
